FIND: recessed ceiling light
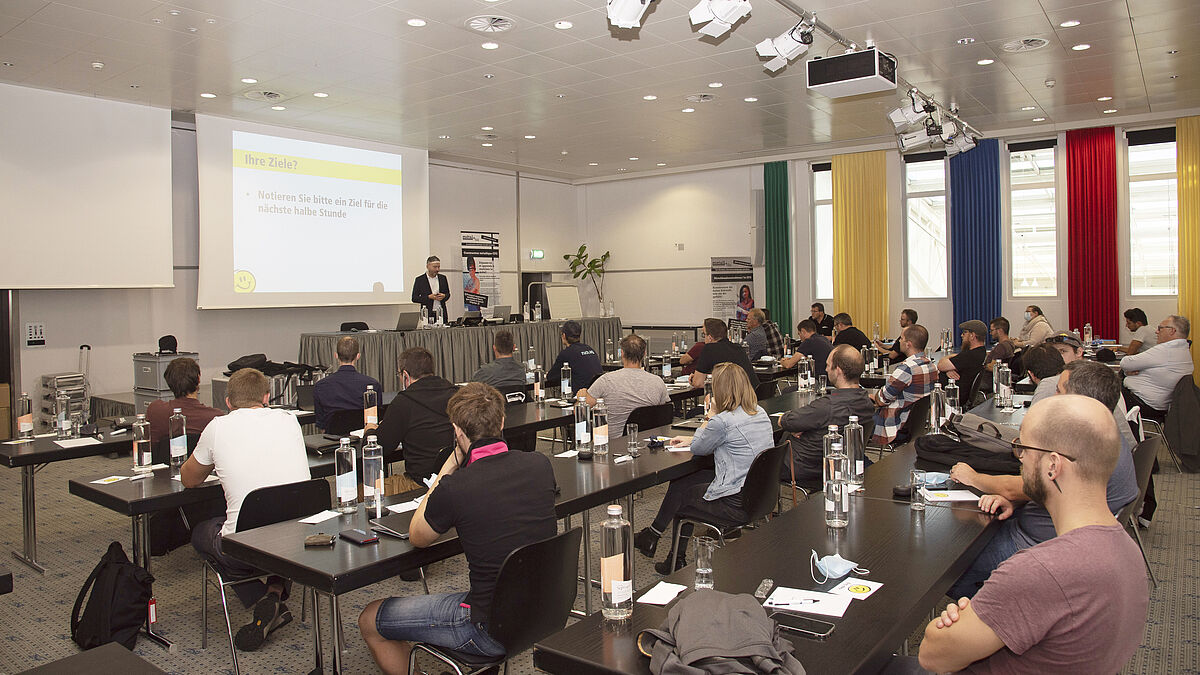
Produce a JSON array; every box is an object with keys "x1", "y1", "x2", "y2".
[
  {"x1": 482, "y1": 142, "x2": 493, "y2": 147},
  {"x1": 271, "y1": 105, "x2": 286, "y2": 110},
  {"x1": 682, "y1": 108, "x2": 695, "y2": 113},
  {"x1": 481, "y1": 126, "x2": 494, "y2": 130},
  {"x1": 187, "y1": 26, "x2": 198, "y2": 32},
  {"x1": 1071, "y1": 43, "x2": 1090, "y2": 51},
  {"x1": 91, "y1": 61, "x2": 104, "y2": 70},
  {"x1": 588, "y1": 162, "x2": 599, "y2": 166},
  {"x1": 200, "y1": 92, "x2": 216, "y2": 98},
  {"x1": 657, "y1": 162, "x2": 666, "y2": 166},
  {"x1": 524, "y1": 135, "x2": 536, "y2": 139},
  {"x1": 629, "y1": 157, "x2": 639, "y2": 161},
  {"x1": 708, "y1": 82, "x2": 723, "y2": 88},
  {"x1": 617, "y1": 168, "x2": 628, "y2": 172},
  {"x1": 1, "y1": 62, "x2": 13, "y2": 67},
  {"x1": 151, "y1": 18, "x2": 162, "y2": 24},
  {"x1": 205, "y1": 18, "x2": 216, "y2": 24},
  {"x1": 313, "y1": 92, "x2": 329, "y2": 98},
  {"x1": 556, "y1": 93, "x2": 566, "y2": 98},
  {"x1": 1169, "y1": 74, "x2": 1178, "y2": 79},
  {"x1": 1059, "y1": 20, "x2": 1080, "y2": 28},
  {"x1": 744, "y1": 97, "x2": 758, "y2": 102},
  {"x1": 1033, "y1": 117, "x2": 1046, "y2": 122},
  {"x1": 407, "y1": 18, "x2": 427, "y2": 27},
  {"x1": 481, "y1": 41, "x2": 499, "y2": 50},
  {"x1": 129, "y1": 84, "x2": 139, "y2": 89},
  {"x1": 956, "y1": 37, "x2": 975, "y2": 45},
  {"x1": 1096, "y1": 96, "x2": 1112, "y2": 101},
  {"x1": 483, "y1": 73, "x2": 495, "y2": 79},
  {"x1": 977, "y1": 58, "x2": 994, "y2": 65},
  {"x1": 438, "y1": 135, "x2": 451, "y2": 139},
  {"x1": 643, "y1": 95, "x2": 657, "y2": 100},
  {"x1": 1103, "y1": 108, "x2": 1117, "y2": 114},
  {"x1": 1167, "y1": 49, "x2": 1178, "y2": 55},
  {"x1": 560, "y1": 150, "x2": 568, "y2": 155},
  {"x1": 167, "y1": 9, "x2": 181, "y2": 16},
  {"x1": 241, "y1": 77, "x2": 257, "y2": 83},
  {"x1": 554, "y1": 20, "x2": 573, "y2": 29},
  {"x1": 1021, "y1": 105, "x2": 1036, "y2": 111}
]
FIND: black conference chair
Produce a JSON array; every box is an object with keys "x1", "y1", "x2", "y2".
[
  {"x1": 964, "y1": 371, "x2": 985, "y2": 409},
  {"x1": 324, "y1": 409, "x2": 364, "y2": 436},
  {"x1": 874, "y1": 394, "x2": 933, "y2": 460},
  {"x1": 625, "y1": 403, "x2": 675, "y2": 434},
  {"x1": 407, "y1": 527, "x2": 583, "y2": 675},
  {"x1": 339, "y1": 321, "x2": 369, "y2": 332},
  {"x1": 201, "y1": 478, "x2": 331, "y2": 674},
  {"x1": 755, "y1": 381, "x2": 778, "y2": 401},
  {"x1": 668, "y1": 443, "x2": 787, "y2": 571},
  {"x1": 1119, "y1": 437, "x2": 1164, "y2": 587}
]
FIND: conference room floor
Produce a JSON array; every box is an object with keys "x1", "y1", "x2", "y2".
[{"x1": 0, "y1": 440, "x2": 1193, "y2": 674}]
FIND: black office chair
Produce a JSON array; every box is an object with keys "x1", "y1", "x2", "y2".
[
  {"x1": 340, "y1": 322, "x2": 369, "y2": 332},
  {"x1": 625, "y1": 403, "x2": 675, "y2": 434},
  {"x1": 874, "y1": 394, "x2": 933, "y2": 460},
  {"x1": 964, "y1": 371, "x2": 985, "y2": 409},
  {"x1": 324, "y1": 409, "x2": 364, "y2": 435},
  {"x1": 1007, "y1": 350, "x2": 1026, "y2": 381},
  {"x1": 201, "y1": 478, "x2": 331, "y2": 674},
  {"x1": 755, "y1": 381, "x2": 778, "y2": 401},
  {"x1": 151, "y1": 433, "x2": 202, "y2": 466},
  {"x1": 408, "y1": 527, "x2": 583, "y2": 675},
  {"x1": 668, "y1": 443, "x2": 787, "y2": 571},
  {"x1": 1119, "y1": 437, "x2": 1163, "y2": 588}
]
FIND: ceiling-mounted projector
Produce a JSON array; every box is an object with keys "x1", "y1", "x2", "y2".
[{"x1": 806, "y1": 46, "x2": 897, "y2": 98}]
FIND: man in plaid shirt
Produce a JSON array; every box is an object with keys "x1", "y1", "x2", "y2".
[{"x1": 871, "y1": 324, "x2": 937, "y2": 445}]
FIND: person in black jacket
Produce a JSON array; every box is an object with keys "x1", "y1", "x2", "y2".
[
  {"x1": 375, "y1": 347, "x2": 457, "y2": 491},
  {"x1": 547, "y1": 320, "x2": 603, "y2": 393},
  {"x1": 411, "y1": 255, "x2": 450, "y2": 318},
  {"x1": 832, "y1": 313, "x2": 872, "y2": 351}
]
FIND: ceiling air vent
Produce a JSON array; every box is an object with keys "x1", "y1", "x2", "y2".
[
  {"x1": 243, "y1": 90, "x2": 285, "y2": 101},
  {"x1": 466, "y1": 16, "x2": 514, "y2": 33},
  {"x1": 685, "y1": 93, "x2": 716, "y2": 103},
  {"x1": 1001, "y1": 37, "x2": 1050, "y2": 53}
]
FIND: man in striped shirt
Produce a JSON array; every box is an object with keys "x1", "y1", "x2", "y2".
[{"x1": 871, "y1": 324, "x2": 937, "y2": 445}]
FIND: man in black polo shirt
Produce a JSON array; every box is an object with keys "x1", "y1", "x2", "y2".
[
  {"x1": 689, "y1": 317, "x2": 760, "y2": 388},
  {"x1": 810, "y1": 302, "x2": 835, "y2": 336},
  {"x1": 375, "y1": 347, "x2": 457, "y2": 491},
  {"x1": 547, "y1": 320, "x2": 604, "y2": 392},
  {"x1": 937, "y1": 320, "x2": 989, "y2": 407},
  {"x1": 781, "y1": 319, "x2": 832, "y2": 377},
  {"x1": 832, "y1": 313, "x2": 872, "y2": 351},
  {"x1": 358, "y1": 382, "x2": 557, "y2": 672}
]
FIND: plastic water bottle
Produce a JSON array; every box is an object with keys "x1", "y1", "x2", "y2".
[
  {"x1": 55, "y1": 390, "x2": 71, "y2": 439},
  {"x1": 420, "y1": 305, "x2": 429, "y2": 327},
  {"x1": 533, "y1": 365, "x2": 546, "y2": 404},
  {"x1": 672, "y1": 333, "x2": 680, "y2": 356},
  {"x1": 605, "y1": 338, "x2": 614, "y2": 363},
  {"x1": 806, "y1": 357, "x2": 817, "y2": 391},
  {"x1": 561, "y1": 363, "x2": 573, "y2": 399},
  {"x1": 845, "y1": 416, "x2": 865, "y2": 488},
  {"x1": 522, "y1": 301, "x2": 530, "y2": 322},
  {"x1": 783, "y1": 335, "x2": 792, "y2": 358},
  {"x1": 168, "y1": 408, "x2": 187, "y2": 476},
  {"x1": 1083, "y1": 322, "x2": 1093, "y2": 345},
  {"x1": 435, "y1": 304, "x2": 444, "y2": 327},
  {"x1": 930, "y1": 384, "x2": 948, "y2": 434},
  {"x1": 592, "y1": 398, "x2": 609, "y2": 456},
  {"x1": 822, "y1": 425, "x2": 843, "y2": 467},
  {"x1": 661, "y1": 350, "x2": 671, "y2": 378},
  {"x1": 872, "y1": 321, "x2": 881, "y2": 342},
  {"x1": 16, "y1": 392, "x2": 33, "y2": 439},
  {"x1": 703, "y1": 379, "x2": 714, "y2": 416},
  {"x1": 600, "y1": 504, "x2": 633, "y2": 621},
  {"x1": 575, "y1": 393, "x2": 592, "y2": 460},
  {"x1": 533, "y1": 301, "x2": 542, "y2": 322},
  {"x1": 527, "y1": 345, "x2": 536, "y2": 370},
  {"x1": 996, "y1": 364, "x2": 1013, "y2": 411},
  {"x1": 361, "y1": 385, "x2": 378, "y2": 432},
  {"x1": 680, "y1": 333, "x2": 688, "y2": 353},
  {"x1": 132, "y1": 414, "x2": 152, "y2": 473},
  {"x1": 945, "y1": 380, "x2": 960, "y2": 416},
  {"x1": 824, "y1": 439, "x2": 849, "y2": 529},
  {"x1": 361, "y1": 434, "x2": 384, "y2": 512},
  {"x1": 335, "y1": 437, "x2": 357, "y2": 514},
  {"x1": 797, "y1": 357, "x2": 810, "y2": 392}
]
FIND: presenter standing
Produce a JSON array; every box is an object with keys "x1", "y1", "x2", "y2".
[{"x1": 412, "y1": 255, "x2": 450, "y2": 318}]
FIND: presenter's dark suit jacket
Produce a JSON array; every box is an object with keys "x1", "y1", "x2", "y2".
[{"x1": 412, "y1": 273, "x2": 451, "y2": 316}]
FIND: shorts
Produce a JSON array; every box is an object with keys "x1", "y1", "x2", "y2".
[{"x1": 375, "y1": 591, "x2": 505, "y2": 658}]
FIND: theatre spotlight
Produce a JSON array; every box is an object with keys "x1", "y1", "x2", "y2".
[
  {"x1": 689, "y1": 0, "x2": 752, "y2": 38},
  {"x1": 607, "y1": 0, "x2": 655, "y2": 29},
  {"x1": 947, "y1": 133, "x2": 978, "y2": 156},
  {"x1": 898, "y1": 130, "x2": 935, "y2": 152},
  {"x1": 939, "y1": 119, "x2": 960, "y2": 145},
  {"x1": 888, "y1": 90, "x2": 933, "y2": 129},
  {"x1": 755, "y1": 19, "x2": 813, "y2": 73}
]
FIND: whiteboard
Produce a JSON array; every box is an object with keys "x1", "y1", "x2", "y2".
[{"x1": 546, "y1": 284, "x2": 584, "y2": 319}]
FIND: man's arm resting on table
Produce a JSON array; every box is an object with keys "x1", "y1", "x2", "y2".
[
  {"x1": 949, "y1": 466, "x2": 1027, "y2": 502},
  {"x1": 918, "y1": 600, "x2": 1005, "y2": 673},
  {"x1": 689, "y1": 370, "x2": 706, "y2": 389},
  {"x1": 180, "y1": 455, "x2": 213, "y2": 488}
]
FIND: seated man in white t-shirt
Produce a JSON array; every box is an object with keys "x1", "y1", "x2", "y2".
[{"x1": 182, "y1": 367, "x2": 311, "y2": 653}]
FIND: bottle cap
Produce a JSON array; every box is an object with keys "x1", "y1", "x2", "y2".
[
  {"x1": 136, "y1": 413, "x2": 146, "y2": 419},
  {"x1": 828, "y1": 425, "x2": 838, "y2": 431},
  {"x1": 596, "y1": 398, "x2": 604, "y2": 404},
  {"x1": 340, "y1": 437, "x2": 350, "y2": 443},
  {"x1": 367, "y1": 385, "x2": 374, "y2": 390},
  {"x1": 367, "y1": 434, "x2": 377, "y2": 442},
  {"x1": 607, "y1": 504, "x2": 622, "y2": 516},
  {"x1": 849, "y1": 415, "x2": 858, "y2": 422},
  {"x1": 173, "y1": 408, "x2": 182, "y2": 413}
]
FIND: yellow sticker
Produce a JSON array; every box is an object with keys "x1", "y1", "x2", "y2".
[
  {"x1": 234, "y1": 270, "x2": 256, "y2": 293},
  {"x1": 848, "y1": 584, "x2": 872, "y2": 594}
]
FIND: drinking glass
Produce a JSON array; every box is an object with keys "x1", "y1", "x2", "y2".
[
  {"x1": 626, "y1": 424, "x2": 640, "y2": 457},
  {"x1": 910, "y1": 469, "x2": 927, "y2": 511},
  {"x1": 817, "y1": 375, "x2": 827, "y2": 396},
  {"x1": 694, "y1": 536, "x2": 717, "y2": 589}
]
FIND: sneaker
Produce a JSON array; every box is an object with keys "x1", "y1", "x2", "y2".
[
  {"x1": 235, "y1": 592, "x2": 289, "y2": 651},
  {"x1": 400, "y1": 569, "x2": 421, "y2": 582},
  {"x1": 634, "y1": 528, "x2": 659, "y2": 558},
  {"x1": 1137, "y1": 517, "x2": 1151, "y2": 529},
  {"x1": 654, "y1": 555, "x2": 687, "y2": 575}
]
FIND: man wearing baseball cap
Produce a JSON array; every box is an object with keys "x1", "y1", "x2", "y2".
[
  {"x1": 936, "y1": 320, "x2": 989, "y2": 407},
  {"x1": 1045, "y1": 330, "x2": 1084, "y2": 364}
]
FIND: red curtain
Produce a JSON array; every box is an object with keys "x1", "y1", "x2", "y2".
[{"x1": 1066, "y1": 127, "x2": 1118, "y2": 339}]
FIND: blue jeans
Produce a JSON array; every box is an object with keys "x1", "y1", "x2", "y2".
[
  {"x1": 375, "y1": 591, "x2": 504, "y2": 658},
  {"x1": 948, "y1": 517, "x2": 1038, "y2": 599}
]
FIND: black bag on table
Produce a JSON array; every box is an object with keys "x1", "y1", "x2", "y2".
[
  {"x1": 226, "y1": 353, "x2": 268, "y2": 373},
  {"x1": 71, "y1": 542, "x2": 154, "y2": 650},
  {"x1": 914, "y1": 434, "x2": 1021, "y2": 475}
]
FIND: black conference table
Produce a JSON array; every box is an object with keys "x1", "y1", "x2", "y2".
[
  {"x1": 533, "y1": 487, "x2": 997, "y2": 675},
  {"x1": 1, "y1": 430, "x2": 132, "y2": 573}
]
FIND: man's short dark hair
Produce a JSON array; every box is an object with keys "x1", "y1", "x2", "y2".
[
  {"x1": 1123, "y1": 308, "x2": 1148, "y2": 326},
  {"x1": 797, "y1": 319, "x2": 818, "y2": 334},
  {"x1": 811, "y1": 302, "x2": 825, "y2": 313},
  {"x1": 903, "y1": 324, "x2": 929, "y2": 351},
  {"x1": 164, "y1": 357, "x2": 201, "y2": 399},
  {"x1": 426, "y1": 255, "x2": 440, "y2": 264},
  {"x1": 447, "y1": 383, "x2": 504, "y2": 442},
  {"x1": 1024, "y1": 343, "x2": 1064, "y2": 381},
  {"x1": 990, "y1": 317, "x2": 1010, "y2": 335},
  {"x1": 833, "y1": 312, "x2": 853, "y2": 327},
  {"x1": 901, "y1": 308, "x2": 918, "y2": 324},
  {"x1": 561, "y1": 320, "x2": 582, "y2": 343},
  {"x1": 620, "y1": 334, "x2": 647, "y2": 365},
  {"x1": 1062, "y1": 361, "x2": 1121, "y2": 410},
  {"x1": 703, "y1": 318, "x2": 728, "y2": 340},
  {"x1": 399, "y1": 347, "x2": 435, "y2": 380},
  {"x1": 336, "y1": 336, "x2": 360, "y2": 363},
  {"x1": 493, "y1": 330, "x2": 514, "y2": 355},
  {"x1": 829, "y1": 345, "x2": 864, "y2": 381}
]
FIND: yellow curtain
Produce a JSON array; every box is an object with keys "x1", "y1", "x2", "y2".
[
  {"x1": 1178, "y1": 116, "x2": 1200, "y2": 384},
  {"x1": 832, "y1": 150, "x2": 889, "y2": 335}
]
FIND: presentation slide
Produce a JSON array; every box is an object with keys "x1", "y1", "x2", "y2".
[{"x1": 196, "y1": 115, "x2": 429, "y2": 309}]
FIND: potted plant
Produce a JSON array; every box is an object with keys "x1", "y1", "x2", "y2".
[{"x1": 563, "y1": 244, "x2": 611, "y2": 314}]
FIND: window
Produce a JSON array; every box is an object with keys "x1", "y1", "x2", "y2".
[
  {"x1": 904, "y1": 156, "x2": 947, "y2": 298},
  {"x1": 1009, "y1": 145, "x2": 1057, "y2": 296},
  {"x1": 1128, "y1": 139, "x2": 1177, "y2": 295},
  {"x1": 813, "y1": 164, "x2": 833, "y2": 299}
]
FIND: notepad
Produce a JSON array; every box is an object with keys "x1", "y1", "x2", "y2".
[
  {"x1": 920, "y1": 488, "x2": 980, "y2": 502},
  {"x1": 638, "y1": 581, "x2": 687, "y2": 605},
  {"x1": 91, "y1": 475, "x2": 128, "y2": 485},
  {"x1": 387, "y1": 495, "x2": 425, "y2": 514},
  {"x1": 763, "y1": 587, "x2": 852, "y2": 617},
  {"x1": 554, "y1": 449, "x2": 579, "y2": 458},
  {"x1": 299, "y1": 510, "x2": 342, "y2": 524},
  {"x1": 54, "y1": 437, "x2": 102, "y2": 449},
  {"x1": 172, "y1": 474, "x2": 219, "y2": 483},
  {"x1": 667, "y1": 445, "x2": 691, "y2": 452}
]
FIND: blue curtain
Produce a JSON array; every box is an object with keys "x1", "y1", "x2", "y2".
[{"x1": 949, "y1": 139, "x2": 1002, "y2": 347}]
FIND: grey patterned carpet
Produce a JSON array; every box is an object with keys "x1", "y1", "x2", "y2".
[{"x1": 0, "y1": 441, "x2": 1192, "y2": 674}]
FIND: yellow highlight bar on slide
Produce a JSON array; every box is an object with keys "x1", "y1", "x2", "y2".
[{"x1": 233, "y1": 149, "x2": 402, "y2": 185}]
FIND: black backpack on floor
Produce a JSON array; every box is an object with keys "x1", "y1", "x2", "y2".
[{"x1": 71, "y1": 542, "x2": 155, "y2": 650}]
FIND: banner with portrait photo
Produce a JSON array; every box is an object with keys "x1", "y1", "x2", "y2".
[
  {"x1": 461, "y1": 231, "x2": 500, "y2": 316},
  {"x1": 711, "y1": 256, "x2": 756, "y2": 322}
]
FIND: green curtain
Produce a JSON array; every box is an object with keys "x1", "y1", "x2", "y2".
[{"x1": 764, "y1": 161, "x2": 792, "y2": 333}]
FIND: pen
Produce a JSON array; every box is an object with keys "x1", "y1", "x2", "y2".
[
  {"x1": 129, "y1": 473, "x2": 152, "y2": 481},
  {"x1": 770, "y1": 599, "x2": 818, "y2": 606}
]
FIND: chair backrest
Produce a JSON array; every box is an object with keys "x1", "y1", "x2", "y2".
[
  {"x1": 964, "y1": 371, "x2": 984, "y2": 409},
  {"x1": 739, "y1": 442, "x2": 789, "y2": 522},
  {"x1": 487, "y1": 527, "x2": 583, "y2": 655},
  {"x1": 898, "y1": 394, "x2": 933, "y2": 440},
  {"x1": 1008, "y1": 350, "x2": 1026, "y2": 380},
  {"x1": 755, "y1": 381, "x2": 778, "y2": 401},
  {"x1": 151, "y1": 433, "x2": 202, "y2": 466},
  {"x1": 236, "y1": 478, "x2": 331, "y2": 532},
  {"x1": 625, "y1": 403, "x2": 675, "y2": 433},
  {"x1": 1130, "y1": 436, "x2": 1162, "y2": 511},
  {"x1": 340, "y1": 321, "x2": 369, "y2": 332},
  {"x1": 324, "y1": 409, "x2": 364, "y2": 435}
]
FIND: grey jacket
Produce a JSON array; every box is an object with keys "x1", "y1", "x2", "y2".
[
  {"x1": 470, "y1": 356, "x2": 527, "y2": 389},
  {"x1": 779, "y1": 388, "x2": 876, "y2": 481},
  {"x1": 690, "y1": 406, "x2": 775, "y2": 501}
]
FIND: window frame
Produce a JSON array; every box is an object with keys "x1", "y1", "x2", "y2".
[
  {"x1": 901, "y1": 152, "x2": 949, "y2": 299},
  {"x1": 1126, "y1": 130, "x2": 1178, "y2": 298},
  {"x1": 811, "y1": 162, "x2": 833, "y2": 301},
  {"x1": 1007, "y1": 140, "x2": 1060, "y2": 298}
]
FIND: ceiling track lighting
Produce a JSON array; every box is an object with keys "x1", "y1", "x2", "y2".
[
  {"x1": 689, "y1": 0, "x2": 752, "y2": 38},
  {"x1": 607, "y1": 0, "x2": 656, "y2": 29},
  {"x1": 755, "y1": 18, "x2": 814, "y2": 72}
]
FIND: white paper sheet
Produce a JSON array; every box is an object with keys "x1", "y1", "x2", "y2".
[
  {"x1": 386, "y1": 495, "x2": 425, "y2": 514},
  {"x1": 763, "y1": 587, "x2": 852, "y2": 617},
  {"x1": 91, "y1": 475, "x2": 128, "y2": 485},
  {"x1": 638, "y1": 582, "x2": 687, "y2": 605},
  {"x1": 299, "y1": 510, "x2": 342, "y2": 524},
  {"x1": 920, "y1": 488, "x2": 980, "y2": 502},
  {"x1": 54, "y1": 437, "x2": 102, "y2": 449},
  {"x1": 613, "y1": 455, "x2": 633, "y2": 464},
  {"x1": 172, "y1": 474, "x2": 219, "y2": 483},
  {"x1": 667, "y1": 445, "x2": 691, "y2": 452},
  {"x1": 554, "y1": 449, "x2": 579, "y2": 458},
  {"x1": 830, "y1": 577, "x2": 883, "y2": 600}
]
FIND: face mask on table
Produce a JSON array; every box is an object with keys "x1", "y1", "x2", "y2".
[{"x1": 810, "y1": 550, "x2": 869, "y2": 584}]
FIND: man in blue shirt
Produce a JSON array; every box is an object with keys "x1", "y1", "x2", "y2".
[
  {"x1": 312, "y1": 336, "x2": 382, "y2": 430},
  {"x1": 547, "y1": 320, "x2": 603, "y2": 393}
]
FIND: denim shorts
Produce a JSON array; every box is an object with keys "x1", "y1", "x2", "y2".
[{"x1": 375, "y1": 591, "x2": 505, "y2": 657}]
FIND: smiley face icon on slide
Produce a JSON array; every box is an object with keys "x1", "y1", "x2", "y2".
[{"x1": 234, "y1": 270, "x2": 256, "y2": 293}]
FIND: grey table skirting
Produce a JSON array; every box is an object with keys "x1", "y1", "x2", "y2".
[{"x1": 299, "y1": 317, "x2": 625, "y2": 391}]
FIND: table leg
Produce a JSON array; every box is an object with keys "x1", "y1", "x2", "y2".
[
  {"x1": 625, "y1": 495, "x2": 635, "y2": 579},
  {"x1": 133, "y1": 514, "x2": 176, "y2": 652},
  {"x1": 311, "y1": 589, "x2": 325, "y2": 674},
  {"x1": 330, "y1": 593, "x2": 344, "y2": 674},
  {"x1": 11, "y1": 465, "x2": 46, "y2": 573},
  {"x1": 581, "y1": 509, "x2": 593, "y2": 615}
]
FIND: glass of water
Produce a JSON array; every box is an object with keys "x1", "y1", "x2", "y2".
[
  {"x1": 910, "y1": 469, "x2": 927, "y2": 511},
  {"x1": 626, "y1": 424, "x2": 640, "y2": 457},
  {"x1": 817, "y1": 375, "x2": 828, "y2": 396},
  {"x1": 694, "y1": 536, "x2": 717, "y2": 589}
]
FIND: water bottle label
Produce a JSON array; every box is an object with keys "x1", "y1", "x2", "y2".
[
  {"x1": 612, "y1": 579, "x2": 632, "y2": 603},
  {"x1": 856, "y1": 460, "x2": 864, "y2": 475},
  {"x1": 170, "y1": 435, "x2": 187, "y2": 458},
  {"x1": 336, "y1": 471, "x2": 356, "y2": 502},
  {"x1": 662, "y1": 364, "x2": 670, "y2": 377},
  {"x1": 824, "y1": 497, "x2": 835, "y2": 513},
  {"x1": 18, "y1": 414, "x2": 33, "y2": 432},
  {"x1": 575, "y1": 421, "x2": 590, "y2": 443},
  {"x1": 533, "y1": 382, "x2": 541, "y2": 398},
  {"x1": 563, "y1": 378, "x2": 571, "y2": 394},
  {"x1": 364, "y1": 407, "x2": 378, "y2": 427},
  {"x1": 594, "y1": 425, "x2": 608, "y2": 446},
  {"x1": 601, "y1": 553, "x2": 630, "y2": 600},
  {"x1": 528, "y1": 359, "x2": 535, "y2": 369},
  {"x1": 842, "y1": 490, "x2": 850, "y2": 511},
  {"x1": 59, "y1": 415, "x2": 70, "y2": 429}
]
